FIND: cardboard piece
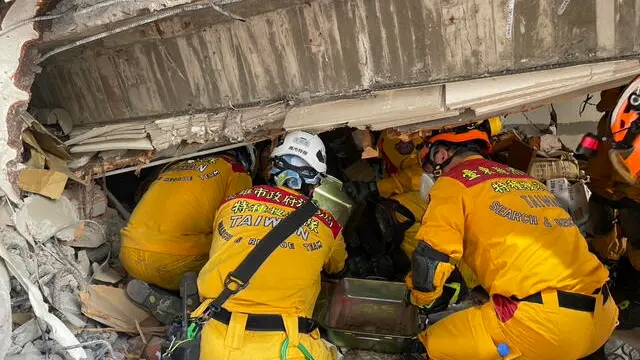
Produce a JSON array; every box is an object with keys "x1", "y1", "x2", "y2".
[
  {"x1": 507, "y1": 139, "x2": 537, "y2": 173},
  {"x1": 79, "y1": 285, "x2": 155, "y2": 331},
  {"x1": 23, "y1": 128, "x2": 87, "y2": 185},
  {"x1": 18, "y1": 169, "x2": 68, "y2": 200},
  {"x1": 25, "y1": 149, "x2": 46, "y2": 169},
  {"x1": 491, "y1": 130, "x2": 521, "y2": 153},
  {"x1": 21, "y1": 113, "x2": 70, "y2": 160},
  {"x1": 546, "y1": 178, "x2": 591, "y2": 225},
  {"x1": 46, "y1": 153, "x2": 87, "y2": 185}
]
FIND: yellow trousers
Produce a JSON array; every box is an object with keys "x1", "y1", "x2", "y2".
[
  {"x1": 423, "y1": 289, "x2": 618, "y2": 360},
  {"x1": 199, "y1": 313, "x2": 335, "y2": 360},
  {"x1": 120, "y1": 246, "x2": 208, "y2": 290}
]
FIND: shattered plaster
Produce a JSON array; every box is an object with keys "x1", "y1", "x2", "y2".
[{"x1": 0, "y1": 0, "x2": 39, "y2": 203}]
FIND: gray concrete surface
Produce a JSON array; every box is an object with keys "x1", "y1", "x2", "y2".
[{"x1": 31, "y1": 0, "x2": 640, "y2": 127}]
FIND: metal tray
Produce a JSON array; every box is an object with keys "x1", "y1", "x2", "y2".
[{"x1": 319, "y1": 278, "x2": 419, "y2": 353}]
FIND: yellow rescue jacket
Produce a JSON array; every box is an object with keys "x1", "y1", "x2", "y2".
[
  {"x1": 121, "y1": 156, "x2": 252, "y2": 256},
  {"x1": 411, "y1": 155, "x2": 608, "y2": 301},
  {"x1": 197, "y1": 185, "x2": 347, "y2": 318},
  {"x1": 377, "y1": 164, "x2": 423, "y2": 198},
  {"x1": 392, "y1": 191, "x2": 427, "y2": 258}
]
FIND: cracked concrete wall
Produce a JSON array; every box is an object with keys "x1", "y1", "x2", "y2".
[
  {"x1": 31, "y1": 0, "x2": 640, "y2": 127},
  {"x1": 0, "y1": 0, "x2": 40, "y2": 203}
]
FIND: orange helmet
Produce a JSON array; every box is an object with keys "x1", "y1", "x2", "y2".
[
  {"x1": 609, "y1": 76, "x2": 640, "y2": 183},
  {"x1": 418, "y1": 117, "x2": 502, "y2": 174}
]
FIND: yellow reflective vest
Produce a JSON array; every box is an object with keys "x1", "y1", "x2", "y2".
[
  {"x1": 198, "y1": 185, "x2": 347, "y2": 318},
  {"x1": 121, "y1": 156, "x2": 252, "y2": 256},
  {"x1": 409, "y1": 155, "x2": 608, "y2": 304}
]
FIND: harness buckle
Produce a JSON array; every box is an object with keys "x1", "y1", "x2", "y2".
[{"x1": 224, "y1": 273, "x2": 248, "y2": 294}]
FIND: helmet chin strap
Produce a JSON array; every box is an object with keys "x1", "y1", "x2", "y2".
[{"x1": 431, "y1": 146, "x2": 464, "y2": 178}]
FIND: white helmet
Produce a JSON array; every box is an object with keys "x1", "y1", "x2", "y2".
[{"x1": 271, "y1": 131, "x2": 327, "y2": 173}]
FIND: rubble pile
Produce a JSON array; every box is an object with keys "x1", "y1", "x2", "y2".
[
  {"x1": 0, "y1": 110, "x2": 165, "y2": 359},
  {"x1": 0, "y1": 190, "x2": 157, "y2": 359}
]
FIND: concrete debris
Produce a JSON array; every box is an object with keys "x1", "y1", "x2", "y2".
[
  {"x1": 539, "y1": 134, "x2": 564, "y2": 154},
  {"x1": 11, "y1": 313, "x2": 33, "y2": 327},
  {"x1": 95, "y1": 207, "x2": 126, "y2": 257},
  {"x1": 63, "y1": 184, "x2": 107, "y2": 219},
  {"x1": 66, "y1": 222, "x2": 107, "y2": 248},
  {"x1": 67, "y1": 152, "x2": 96, "y2": 170},
  {"x1": 13, "y1": 194, "x2": 79, "y2": 243},
  {"x1": 56, "y1": 291, "x2": 86, "y2": 328},
  {"x1": 98, "y1": 149, "x2": 128, "y2": 161},
  {"x1": 0, "y1": 237, "x2": 88, "y2": 359},
  {"x1": 0, "y1": 198, "x2": 12, "y2": 229},
  {"x1": 31, "y1": 108, "x2": 73, "y2": 136},
  {"x1": 0, "y1": 258, "x2": 11, "y2": 359},
  {"x1": 146, "y1": 113, "x2": 226, "y2": 150},
  {"x1": 10, "y1": 318, "x2": 44, "y2": 350},
  {"x1": 92, "y1": 264, "x2": 123, "y2": 284}
]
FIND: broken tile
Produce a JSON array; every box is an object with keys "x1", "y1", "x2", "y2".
[{"x1": 18, "y1": 169, "x2": 68, "y2": 200}]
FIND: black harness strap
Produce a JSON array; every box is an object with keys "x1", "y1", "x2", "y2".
[{"x1": 208, "y1": 199, "x2": 320, "y2": 313}]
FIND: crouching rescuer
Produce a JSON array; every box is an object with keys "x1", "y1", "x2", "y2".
[
  {"x1": 120, "y1": 147, "x2": 255, "y2": 324},
  {"x1": 405, "y1": 119, "x2": 617, "y2": 360},
  {"x1": 191, "y1": 131, "x2": 347, "y2": 360}
]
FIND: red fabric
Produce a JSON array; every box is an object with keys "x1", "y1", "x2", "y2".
[
  {"x1": 492, "y1": 294, "x2": 519, "y2": 323},
  {"x1": 442, "y1": 158, "x2": 531, "y2": 188}
]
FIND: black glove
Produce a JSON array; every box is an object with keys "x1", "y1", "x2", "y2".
[
  {"x1": 343, "y1": 180, "x2": 378, "y2": 202},
  {"x1": 411, "y1": 267, "x2": 469, "y2": 315},
  {"x1": 404, "y1": 339, "x2": 428, "y2": 360}
]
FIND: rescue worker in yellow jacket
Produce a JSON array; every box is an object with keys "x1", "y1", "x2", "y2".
[
  {"x1": 345, "y1": 130, "x2": 423, "y2": 200},
  {"x1": 579, "y1": 79, "x2": 640, "y2": 329},
  {"x1": 194, "y1": 130, "x2": 347, "y2": 360},
  {"x1": 405, "y1": 120, "x2": 617, "y2": 360},
  {"x1": 121, "y1": 147, "x2": 254, "y2": 323}
]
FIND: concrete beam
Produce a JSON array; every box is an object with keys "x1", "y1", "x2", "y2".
[{"x1": 31, "y1": 0, "x2": 640, "y2": 129}]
